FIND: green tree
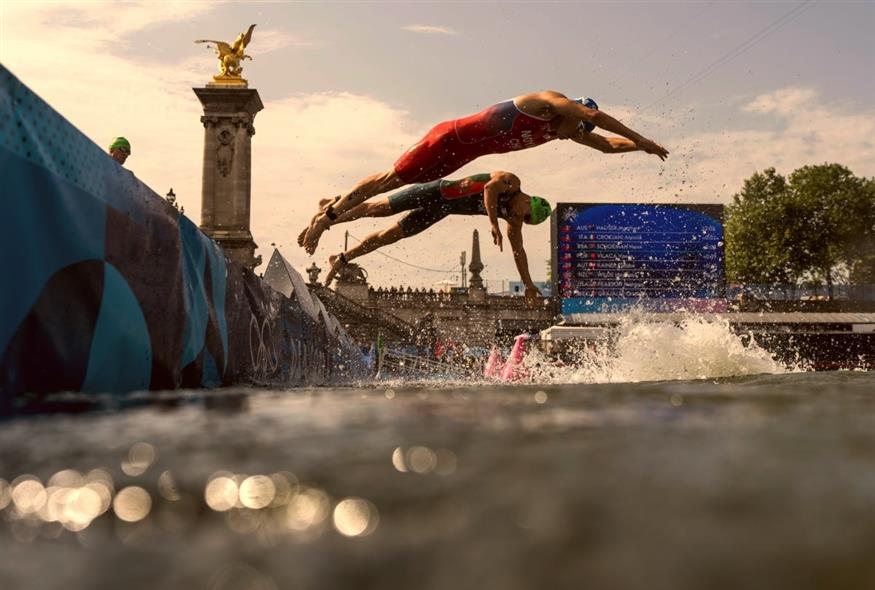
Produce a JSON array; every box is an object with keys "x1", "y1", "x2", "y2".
[
  {"x1": 725, "y1": 168, "x2": 793, "y2": 284},
  {"x1": 848, "y1": 178, "x2": 875, "y2": 283},
  {"x1": 787, "y1": 164, "x2": 873, "y2": 294},
  {"x1": 725, "y1": 164, "x2": 875, "y2": 297}
]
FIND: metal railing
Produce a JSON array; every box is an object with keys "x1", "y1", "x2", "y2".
[{"x1": 727, "y1": 284, "x2": 875, "y2": 301}]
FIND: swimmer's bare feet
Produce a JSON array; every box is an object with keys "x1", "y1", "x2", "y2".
[
  {"x1": 302, "y1": 215, "x2": 330, "y2": 255},
  {"x1": 298, "y1": 196, "x2": 339, "y2": 251},
  {"x1": 323, "y1": 253, "x2": 347, "y2": 286}
]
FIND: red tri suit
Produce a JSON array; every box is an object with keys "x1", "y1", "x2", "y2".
[{"x1": 393, "y1": 100, "x2": 557, "y2": 184}]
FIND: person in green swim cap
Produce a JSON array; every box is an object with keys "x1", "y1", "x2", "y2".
[
  {"x1": 320, "y1": 170, "x2": 551, "y2": 306},
  {"x1": 108, "y1": 136, "x2": 131, "y2": 165}
]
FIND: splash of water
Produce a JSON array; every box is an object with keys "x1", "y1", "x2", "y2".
[{"x1": 525, "y1": 313, "x2": 791, "y2": 384}]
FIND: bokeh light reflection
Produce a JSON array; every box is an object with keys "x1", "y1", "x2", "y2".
[
  {"x1": 121, "y1": 442, "x2": 157, "y2": 476},
  {"x1": 285, "y1": 487, "x2": 330, "y2": 531},
  {"x1": 332, "y1": 497, "x2": 379, "y2": 537},
  {"x1": 38, "y1": 487, "x2": 62, "y2": 522},
  {"x1": 10, "y1": 520, "x2": 39, "y2": 543},
  {"x1": 393, "y1": 447, "x2": 457, "y2": 476},
  {"x1": 113, "y1": 486, "x2": 152, "y2": 522},
  {"x1": 205, "y1": 475, "x2": 239, "y2": 512},
  {"x1": 0, "y1": 464, "x2": 374, "y2": 545},
  {"x1": 407, "y1": 446, "x2": 437, "y2": 474},
  {"x1": 85, "y1": 468, "x2": 114, "y2": 488},
  {"x1": 0, "y1": 479, "x2": 10, "y2": 510},
  {"x1": 434, "y1": 449, "x2": 458, "y2": 476},
  {"x1": 158, "y1": 470, "x2": 181, "y2": 502},
  {"x1": 41, "y1": 521, "x2": 64, "y2": 539},
  {"x1": 47, "y1": 469, "x2": 83, "y2": 488},
  {"x1": 239, "y1": 475, "x2": 276, "y2": 509},
  {"x1": 11, "y1": 476, "x2": 47, "y2": 514},
  {"x1": 269, "y1": 472, "x2": 297, "y2": 506},
  {"x1": 65, "y1": 486, "x2": 103, "y2": 528},
  {"x1": 225, "y1": 508, "x2": 263, "y2": 535},
  {"x1": 391, "y1": 447, "x2": 407, "y2": 472},
  {"x1": 85, "y1": 481, "x2": 113, "y2": 515}
]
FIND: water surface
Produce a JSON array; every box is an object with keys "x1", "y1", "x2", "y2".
[{"x1": 2, "y1": 372, "x2": 875, "y2": 590}]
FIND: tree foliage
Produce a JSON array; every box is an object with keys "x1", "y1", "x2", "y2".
[{"x1": 725, "y1": 164, "x2": 875, "y2": 292}]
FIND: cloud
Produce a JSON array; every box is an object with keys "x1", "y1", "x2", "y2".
[
  {"x1": 2, "y1": 1, "x2": 211, "y2": 48},
  {"x1": 743, "y1": 86, "x2": 817, "y2": 116},
  {"x1": 247, "y1": 29, "x2": 322, "y2": 55},
  {"x1": 249, "y1": 92, "x2": 419, "y2": 277},
  {"x1": 402, "y1": 24, "x2": 457, "y2": 35}
]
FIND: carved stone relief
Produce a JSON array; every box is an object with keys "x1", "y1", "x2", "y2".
[{"x1": 216, "y1": 127, "x2": 235, "y2": 177}]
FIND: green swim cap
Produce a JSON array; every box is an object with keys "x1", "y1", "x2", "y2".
[
  {"x1": 109, "y1": 137, "x2": 131, "y2": 153},
  {"x1": 529, "y1": 196, "x2": 552, "y2": 225}
]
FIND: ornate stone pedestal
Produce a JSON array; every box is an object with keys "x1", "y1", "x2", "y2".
[
  {"x1": 194, "y1": 87, "x2": 263, "y2": 270},
  {"x1": 335, "y1": 262, "x2": 370, "y2": 303}
]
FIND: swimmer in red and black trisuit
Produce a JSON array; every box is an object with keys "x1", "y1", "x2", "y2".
[
  {"x1": 321, "y1": 170, "x2": 551, "y2": 306},
  {"x1": 299, "y1": 90, "x2": 669, "y2": 254}
]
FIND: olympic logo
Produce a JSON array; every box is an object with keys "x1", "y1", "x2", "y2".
[{"x1": 249, "y1": 315, "x2": 279, "y2": 377}]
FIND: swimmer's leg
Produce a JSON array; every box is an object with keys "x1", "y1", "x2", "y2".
[
  {"x1": 323, "y1": 223, "x2": 407, "y2": 285},
  {"x1": 323, "y1": 207, "x2": 444, "y2": 286},
  {"x1": 300, "y1": 169, "x2": 405, "y2": 255},
  {"x1": 332, "y1": 198, "x2": 395, "y2": 224},
  {"x1": 297, "y1": 199, "x2": 395, "y2": 246}
]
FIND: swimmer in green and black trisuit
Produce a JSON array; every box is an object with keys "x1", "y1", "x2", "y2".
[{"x1": 322, "y1": 170, "x2": 551, "y2": 306}]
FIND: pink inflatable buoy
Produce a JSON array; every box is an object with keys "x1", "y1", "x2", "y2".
[
  {"x1": 483, "y1": 345, "x2": 502, "y2": 379},
  {"x1": 499, "y1": 333, "x2": 531, "y2": 382}
]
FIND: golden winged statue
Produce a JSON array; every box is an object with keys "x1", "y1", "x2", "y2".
[{"x1": 195, "y1": 24, "x2": 256, "y2": 85}]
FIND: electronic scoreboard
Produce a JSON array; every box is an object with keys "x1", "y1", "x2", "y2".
[{"x1": 551, "y1": 203, "x2": 726, "y2": 314}]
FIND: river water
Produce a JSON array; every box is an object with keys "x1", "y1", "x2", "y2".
[
  {"x1": 2, "y1": 372, "x2": 874, "y2": 590},
  {"x1": 1, "y1": 318, "x2": 874, "y2": 589}
]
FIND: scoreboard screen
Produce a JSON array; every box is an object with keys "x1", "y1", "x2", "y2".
[{"x1": 551, "y1": 204, "x2": 726, "y2": 314}]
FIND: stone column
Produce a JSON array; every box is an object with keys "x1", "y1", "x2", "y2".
[
  {"x1": 194, "y1": 87, "x2": 264, "y2": 270},
  {"x1": 469, "y1": 229, "x2": 487, "y2": 302}
]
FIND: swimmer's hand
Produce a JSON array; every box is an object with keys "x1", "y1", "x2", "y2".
[
  {"x1": 637, "y1": 138, "x2": 669, "y2": 161},
  {"x1": 491, "y1": 224, "x2": 503, "y2": 252},
  {"x1": 524, "y1": 286, "x2": 542, "y2": 307}
]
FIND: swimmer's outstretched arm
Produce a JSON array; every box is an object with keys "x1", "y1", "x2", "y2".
[
  {"x1": 541, "y1": 92, "x2": 669, "y2": 161},
  {"x1": 483, "y1": 171, "x2": 519, "y2": 252},
  {"x1": 507, "y1": 220, "x2": 541, "y2": 306},
  {"x1": 573, "y1": 132, "x2": 640, "y2": 154}
]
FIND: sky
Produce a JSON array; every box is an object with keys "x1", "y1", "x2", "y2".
[{"x1": 1, "y1": 0, "x2": 873, "y2": 290}]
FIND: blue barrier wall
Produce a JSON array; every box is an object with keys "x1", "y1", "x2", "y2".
[{"x1": 0, "y1": 65, "x2": 364, "y2": 397}]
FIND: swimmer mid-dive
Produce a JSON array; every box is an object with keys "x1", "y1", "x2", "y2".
[
  {"x1": 321, "y1": 170, "x2": 551, "y2": 306},
  {"x1": 299, "y1": 90, "x2": 669, "y2": 254}
]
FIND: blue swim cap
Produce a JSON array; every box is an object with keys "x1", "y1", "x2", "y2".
[{"x1": 574, "y1": 97, "x2": 599, "y2": 133}]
